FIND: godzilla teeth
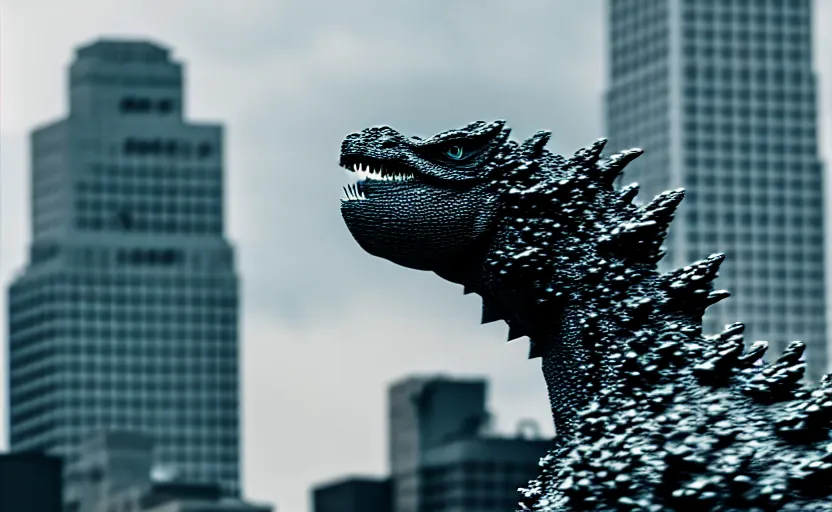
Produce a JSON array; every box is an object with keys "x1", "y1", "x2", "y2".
[
  {"x1": 352, "y1": 162, "x2": 415, "y2": 182},
  {"x1": 342, "y1": 183, "x2": 366, "y2": 201}
]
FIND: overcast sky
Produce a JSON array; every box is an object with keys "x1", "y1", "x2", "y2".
[{"x1": 1, "y1": 2, "x2": 831, "y2": 511}]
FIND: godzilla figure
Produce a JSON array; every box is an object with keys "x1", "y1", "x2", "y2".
[{"x1": 338, "y1": 120, "x2": 832, "y2": 511}]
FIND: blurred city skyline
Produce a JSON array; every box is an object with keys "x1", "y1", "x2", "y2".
[{"x1": 2, "y1": 2, "x2": 832, "y2": 512}]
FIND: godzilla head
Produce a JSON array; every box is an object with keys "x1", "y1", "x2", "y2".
[
  {"x1": 339, "y1": 120, "x2": 513, "y2": 282},
  {"x1": 339, "y1": 120, "x2": 691, "y2": 356}
]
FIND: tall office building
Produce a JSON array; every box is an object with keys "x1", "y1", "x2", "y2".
[
  {"x1": 605, "y1": 0, "x2": 827, "y2": 381},
  {"x1": 389, "y1": 376, "x2": 489, "y2": 512},
  {"x1": 7, "y1": 39, "x2": 240, "y2": 493}
]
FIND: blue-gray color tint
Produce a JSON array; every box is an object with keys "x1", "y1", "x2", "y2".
[{"x1": 6, "y1": 39, "x2": 240, "y2": 495}]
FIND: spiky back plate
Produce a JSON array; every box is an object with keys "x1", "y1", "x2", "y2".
[{"x1": 482, "y1": 139, "x2": 832, "y2": 511}]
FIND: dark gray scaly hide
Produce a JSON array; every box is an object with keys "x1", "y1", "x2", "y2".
[{"x1": 338, "y1": 121, "x2": 832, "y2": 511}]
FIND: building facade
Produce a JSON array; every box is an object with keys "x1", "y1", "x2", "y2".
[
  {"x1": 64, "y1": 431, "x2": 269, "y2": 512},
  {"x1": 312, "y1": 477, "x2": 392, "y2": 512},
  {"x1": 0, "y1": 451, "x2": 63, "y2": 512},
  {"x1": 314, "y1": 375, "x2": 550, "y2": 511},
  {"x1": 64, "y1": 431, "x2": 156, "y2": 511},
  {"x1": 7, "y1": 39, "x2": 240, "y2": 493},
  {"x1": 388, "y1": 376, "x2": 489, "y2": 512},
  {"x1": 419, "y1": 437, "x2": 550, "y2": 512},
  {"x1": 605, "y1": 0, "x2": 828, "y2": 381}
]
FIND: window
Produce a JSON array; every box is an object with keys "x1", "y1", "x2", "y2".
[
  {"x1": 157, "y1": 99, "x2": 174, "y2": 113},
  {"x1": 120, "y1": 96, "x2": 175, "y2": 114}
]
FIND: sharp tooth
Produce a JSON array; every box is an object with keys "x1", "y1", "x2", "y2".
[{"x1": 355, "y1": 164, "x2": 367, "y2": 181}]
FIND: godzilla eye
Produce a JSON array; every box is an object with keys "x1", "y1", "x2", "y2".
[{"x1": 447, "y1": 146, "x2": 464, "y2": 160}]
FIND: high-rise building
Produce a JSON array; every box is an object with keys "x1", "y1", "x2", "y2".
[
  {"x1": 388, "y1": 376, "x2": 489, "y2": 512},
  {"x1": 7, "y1": 39, "x2": 240, "y2": 493},
  {"x1": 605, "y1": 0, "x2": 828, "y2": 381},
  {"x1": 0, "y1": 451, "x2": 63, "y2": 512}
]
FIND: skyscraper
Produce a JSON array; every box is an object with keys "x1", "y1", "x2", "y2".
[
  {"x1": 7, "y1": 39, "x2": 240, "y2": 493},
  {"x1": 605, "y1": 0, "x2": 827, "y2": 381}
]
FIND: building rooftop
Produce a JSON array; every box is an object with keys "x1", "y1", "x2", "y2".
[
  {"x1": 0, "y1": 450, "x2": 63, "y2": 464},
  {"x1": 75, "y1": 39, "x2": 172, "y2": 63},
  {"x1": 389, "y1": 373, "x2": 488, "y2": 389},
  {"x1": 312, "y1": 475, "x2": 389, "y2": 491},
  {"x1": 422, "y1": 436, "x2": 552, "y2": 466}
]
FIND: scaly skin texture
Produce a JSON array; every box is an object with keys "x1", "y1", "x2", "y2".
[{"x1": 338, "y1": 121, "x2": 832, "y2": 511}]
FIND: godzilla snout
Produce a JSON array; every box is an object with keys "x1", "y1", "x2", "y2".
[{"x1": 340, "y1": 126, "x2": 403, "y2": 160}]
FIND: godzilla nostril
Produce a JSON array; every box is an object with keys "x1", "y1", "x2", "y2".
[{"x1": 379, "y1": 137, "x2": 396, "y2": 149}]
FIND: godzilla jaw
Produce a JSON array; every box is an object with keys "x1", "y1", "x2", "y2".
[{"x1": 340, "y1": 159, "x2": 418, "y2": 202}]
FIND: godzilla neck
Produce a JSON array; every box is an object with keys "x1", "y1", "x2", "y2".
[{"x1": 540, "y1": 303, "x2": 596, "y2": 444}]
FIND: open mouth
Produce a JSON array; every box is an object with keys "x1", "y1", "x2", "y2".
[{"x1": 341, "y1": 159, "x2": 416, "y2": 201}]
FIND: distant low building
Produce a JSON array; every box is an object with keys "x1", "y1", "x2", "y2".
[
  {"x1": 64, "y1": 431, "x2": 154, "y2": 510},
  {"x1": 313, "y1": 374, "x2": 552, "y2": 512},
  {"x1": 102, "y1": 481, "x2": 272, "y2": 512},
  {"x1": 63, "y1": 430, "x2": 272, "y2": 512},
  {"x1": 0, "y1": 451, "x2": 63, "y2": 512},
  {"x1": 312, "y1": 477, "x2": 391, "y2": 512},
  {"x1": 420, "y1": 436, "x2": 550, "y2": 511},
  {"x1": 389, "y1": 375, "x2": 490, "y2": 512}
]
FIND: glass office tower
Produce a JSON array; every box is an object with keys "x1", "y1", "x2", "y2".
[
  {"x1": 605, "y1": 0, "x2": 827, "y2": 381},
  {"x1": 7, "y1": 39, "x2": 241, "y2": 493}
]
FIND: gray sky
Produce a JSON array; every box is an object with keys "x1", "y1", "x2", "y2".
[{"x1": 1, "y1": 1, "x2": 830, "y2": 511}]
